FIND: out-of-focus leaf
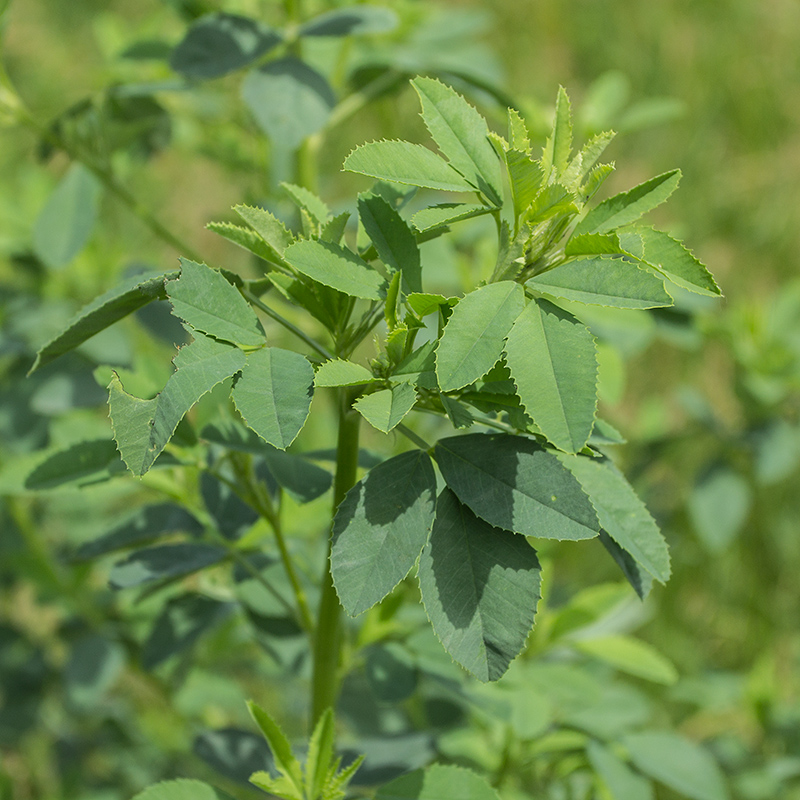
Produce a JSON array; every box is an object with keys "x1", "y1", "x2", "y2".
[
  {"x1": 109, "y1": 543, "x2": 227, "y2": 589},
  {"x1": 375, "y1": 763, "x2": 500, "y2": 800},
  {"x1": 200, "y1": 472, "x2": 258, "y2": 540},
  {"x1": 365, "y1": 643, "x2": 418, "y2": 703},
  {"x1": 64, "y1": 634, "x2": 125, "y2": 707},
  {"x1": 24, "y1": 440, "x2": 126, "y2": 490},
  {"x1": 688, "y1": 467, "x2": 751, "y2": 553},
  {"x1": 299, "y1": 6, "x2": 398, "y2": 37},
  {"x1": 131, "y1": 780, "x2": 221, "y2": 800}
]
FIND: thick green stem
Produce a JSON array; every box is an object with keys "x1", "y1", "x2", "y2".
[{"x1": 310, "y1": 389, "x2": 360, "y2": 729}]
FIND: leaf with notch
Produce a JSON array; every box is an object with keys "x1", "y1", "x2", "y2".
[
  {"x1": 354, "y1": 383, "x2": 417, "y2": 433},
  {"x1": 306, "y1": 708, "x2": 336, "y2": 800},
  {"x1": 234, "y1": 204, "x2": 294, "y2": 259},
  {"x1": 248, "y1": 702, "x2": 304, "y2": 796}
]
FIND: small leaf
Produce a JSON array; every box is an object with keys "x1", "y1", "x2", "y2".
[
  {"x1": 573, "y1": 130, "x2": 616, "y2": 183},
  {"x1": 353, "y1": 383, "x2": 417, "y2": 433},
  {"x1": 441, "y1": 395, "x2": 473, "y2": 429},
  {"x1": 565, "y1": 232, "x2": 621, "y2": 256},
  {"x1": 131, "y1": 779, "x2": 220, "y2": 800},
  {"x1": 411, "y1": 203, "x2": 490, "y2": 233},
  {"x1": 248, "y1": 702, "x2": 305, "y2": 793},
  {"x1": 315, "y1": 359, "x2": 378, "y2": 388},
  {"x1": 299, "y1": 6, "x2": 398, "y2": 37},
  {"x1": 231, "y1": 348, "x2": 314, "y2": 450},
  {"x1": 412, "y1": 77, "x2": 503, "y2": 206},
  {"x1": 344, "y1": 140, "x2": 475, "y2": 193},
  {"x1": 418, "y1": 489, "x2": 541, "y2": 682},
  {"x1": 306, "y1": 708, "x2": 336, "y2": 800},
  {"x1": 170, "y1": 13, "x2": 281, "y2": 79},
  {"x1": 234, "y1": 204, "x2": 295, "y2": 258},
  {"x1": 436, "y1": 281, "x2": 525, "y2": 391},
  {"x1": 575, "y1": 170, "x2": 681, "y2": 235},
  {"x1": 542, "y1": 86, "x2": 573, "y2": 179},
  {"x1": 507, "y1": 149, "x2": 544, "y2": 217},
  {"x1": 109, "y1": 543, "x2": 227, "y2": 589},
  {"x1": 331, "y1": 450, "x2": 436, "y2": 616},
  {"x1": 284, "y1": 239, "x2": 386, "y2": 300},
  {"x1": 167, "y1": 259, "x2": 265, "y2": 346},
  {"x1": 32, "y1": 163, "x2": 101, "y2": 270},
  {"x1": 688, "y1": 467, "x2": 751, "y2": 553},
  {"x1": 508, "y1": 108, "x2": 530, "y2": 152},
  {"x1": 527, "y1": 257, "x2": 673, "y2": 309},
  {"x1": 587, "y1": 741, "x2": 654, "y2": 800},
  {"x1": 575, "y1": 635, "x2": 678, "y2": 684},
  {"x1": 504, "y1": 298, "x2": 598, "y2": 453},
  {"x1": 282, "y1": 182, "x2": 332, "y2": 226},
  {"x1": 434, "y1": 434, "x2": 599, "y2": 540},
  {"x1": 406, "y1": 293, "x2": 457, "y2": 318},
  {"x1": 375, "y1": 764, "x2": 501, "y2": 800},
  {"x1": 206, "y1": 221, "x2": 277, "y2": 263}
]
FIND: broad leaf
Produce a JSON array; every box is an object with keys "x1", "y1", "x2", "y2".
[
  {"x1": 418, "y1": 489, "x2": 541, "y2": 681},
  {"x1": 109, "y1": 332, "x2": 245, "y2": 475},
  {"x1": 30, "y1": 270, "x2": 174, "y2": 374},
  {"x1": 587, "y1": 741, "x2": 654, "y2": 800},
  {"x1": 434, "y1": 434, "x2": 599, "y2": 540},
  {"x1": 436, "y1": 281, "x2": 525, "y2": 391},
  {"x1": 109, "y1": 543, "x2": 227, "y2": 589},
  {"x1": 231, "y1": 347, "x2": 313, "y2": 450},
  {"x1": 331, "y1": 450, "x2": 436, "y2": 616},
  {"x1": 558, "y1": 454, "x2": 670, "y2": 582},
  {"x1": 575, "y1": 170, "x2": 681, "y2": 235},
  {"x1": 284, "y1": 239, "x2": 386, "y2": 300},
  {"x1": 527, "y1": 257, "x2": 673, "y2": 309},
  {"x1": 167, "y1": 259, "x2": 265, "y2": 346},
  {"x1": 376, "y1": 764, "x2": 501, "y2": 800},
  {"x1": 412, "y1": 77, "x2": 503, "y2": 206},
  {"x1": 315, "y1": 359, "x2": 378, "y2": 388},
  {"x1": 410, "y1": 203, "x2": 490, "y2": 233},
  {"x1": 504, "y1": 298, "x2": 598, "y2": 453},
  {"x1": 299, "y1": 6, "x2": 398, "y2": 37},
  {"x1": 131, "y1": 779, "x2": 220, "y2": 800},
  {"x1": 353, "y1": 383, "x2": 417, "y2": 433},
  {"x1": 344, "y1": 140, "x2": 475, "y2": 192}
]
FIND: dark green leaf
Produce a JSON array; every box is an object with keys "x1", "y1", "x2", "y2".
[
  {"x1": 365, "y1": 643, "x2": 418, "y2": 703},
  {"x1": 24, "y1": 440, "x2": 126, "y2": 489},
  {"x1": 200, "y1": 472, "x2": 259, "y2": 540},
  {"x1": 354, "y1": 383, "x2": 417, "y2": 433},
  {"x1": 375, "y1": 764, "x2": 500, "y2": 800},
  {"x1": 600, "y1": 530, "x2": 654, "y2": 600},
  {"x1": 109, "y1": 543, "x2": 227, "y2": 589},
  {"x1": 261, "y1": 448, "x2": 332, "y2": 504},
  {"x1": 65, "y1": 633, "x2": 125, "y2": 707},
  {"x1": 299, "y1": 6, "x2": 398, "y2": 37}
]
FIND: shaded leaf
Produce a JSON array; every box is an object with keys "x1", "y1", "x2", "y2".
[
  {"x1": 353, "y1": 384, "x2": 417, "y2": 433},
  {"x1": 688, "y1": 467, "x2": 751, "y2": 553},
  {"x1": 200, "y1": 472, "x2": 259, "y2": 540},
  {"x1": 262, "y1": 448, "x2": 332, "y2": 504},
  {"x1": 299, "y1": 6, "x2": 398, "y2": 37},
  {"x1": 587, "y1": 741, "x2": 654, "y2": 800},
  {"x1": 109, "y1": 543, "x2": 227, "y2": 589},
  {"x1": 365, "y1": 643, "x2": 418, "y2": 703},
  {"x1": 24, "y1": 440, "x2": 126, "y2": 489}
]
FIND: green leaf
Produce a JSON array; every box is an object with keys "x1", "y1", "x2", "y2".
[
  {"x1": 353, "y1": 383, "x2": 417, "y2": 433},
  {"x1": 242, "y1": 57, "x2": 334, "y2": 151},
  {"x1": 600, "y1": 531, "x2": 654, "y2": 600},
  {"x1": 109, "y1": 543, "x2": 227, "y2": 589},
  {"x1": 635, "y1": 227, "x2": 721, "y2": 296},
  {"x1": 583, "y1": 163, "x2": 615, "y2": 201},
  {"x1": 575, "y1": 170, "x2": 681, "y2": 235},
  {"x1": 436, "y1": 282, "x2": 525, "y2": 391},
  {"x1": 504, "y1": 298, "x2": 598, "y2": 453},
  {"x1": 231, "y1": 347, "x2": 313, "y2": 450},
  {"x1": 248, "y1": 701, "x2": 305, "y2": 793},
  {"x1": 434, "y1": 434, "x2": 599, "y2": 540},
  {"x1": 557, "y1": 454, "x2": 670, "y2": 583},
  {"x1": 411, "y1": 203, "x2": 490, "y2": 233},
  {"x1": 565, "y1": 232, "x2": 621, "y2": 257},
  {"x1": 507, "y1": 149, "x2": 544, "y2": 217},
  {"x1": 30, "y1": 270, "x2": 174, "y2": 374},
  {"x1": 344, "y1": 140, "x2": 476, "y2": 193},
  {"x1": 32, "y1": 163, "x2": 101, "y2": 269},
  {"x1": 589, "y1": 417, "x2": 626, "y2": 446},
  {"x1": 24, "y1": 440, "x2": 126, "y2": 490},
  {"x1": 315, "y1": 359, "x2": 378, "y2": 388},
  {"x1": 376, "y1": 764, "x2": 501, "y2": 800},
  {"x1": 575, "y1": 635, "x2": 678, "y2": 684},
  {"x1": 331, "y1": 450, "x2": 436, "y2": 616},
  {"x1": 282, "y1": 182, "x2": 332, "y2": 226},
  {"x1": 110, "y1": 333, "x2": 245, "y2": 475},
  {"x1": 206, "y1": 221, "x2": 278, "y2": 263},
  {"x1": 587, "y1": 741, "x2": 654, "y2": 800},
  {"x1": 167, "y1": 259, "x2": 265, "y2": 346},
  {"x1": 234, "y1": 204, "x2": 295, "y2": 258},
  {"x1": 508, "y1": 108, "x2": 530, "y2": 152},
  {"x1": 527, "y1": 258, "x2": 673, "y2": 309},
  {"x1": 284, "y1": 239, "x2": 386, "y2": 300},
  {"x1": 299, "y1": 6, "x2": 398, "y2": 36},
  {"x1": 365, "y1": 643, "x2": 418, "y2": 703},
  {"x1": 390, "y1": 341, "x2": 438, "y2": 390},
  {"x1": 418, "y1": 488, "x2": 541, "y2": 682},
  {"x1": 358, "y1": 194, "x2": 422, "y2": 292},
  {"x1": 441, "y1": 395, "x2": 473, "y2": 429},
  {"x1": 542, "y1": 86, "x2": 573, "y2": 179},
  {"x1": 412, "y1": 77, "x2": 503, "y2": 206},
  {"x1": 623, "y1": 732, "x2": 730, "y2": 800},
  {"x1": 261, "y1": 448, "x2": 332, "y2": 504},
  {"x1": 406, "y1": 293, "x2": 457, "y2": 318},
  {"x1": 688, "y1": 467, "x2": 751, "y2": 553},
  {"x1": 306, "y1": 708, "x2": 336, "y2": 800},
  {"x1": 131, "y1": 779, "x2": 221, "y2": 800},
  {"x1": 321, "y1": 211, "x2": 349, "y2": 244},
  {"x1": 170, "y1": 13, "x2": 281, "y2": 79}
]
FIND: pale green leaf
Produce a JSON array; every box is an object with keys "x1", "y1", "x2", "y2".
[
  {"x1": 587, "y1": 741, "x2": 654, "y2": 800},
  {"x1": 565, "y1": 232, "x2": 621, "y2": 257},
  {"x1": 636, "y1": 227, "x2": 721, "y2": 296},
  {"x1": 411, "y1": 203, "x2": 490, "y2": 233},
  {"x1": 231, "y1": 347, "x2": 313, "y2": 450},
  {"x1": 583, "y1": 162, "x2": 615, "y2": 201},
  {"x1": 435, "y1": 434, "x2": 599, "y2": 540},
  {"x1": 575, "y1": 635, "x2": 679, "y2": 684},
  {"x1": 282, "y1": 182, "x2": 332, "y2": 225},
  {"x1": 315, "y1": 359, "x2": 378, "y2": 388},
  {"x1": 325, "y1": 754, "x2": 365, "y2": 799},
  {"x1": 412, "y1": 77, "x2": 503, "y2": 206},
  {"x1": 508, "y1": 107, "x2": 530, "y2": 152},
  {"x1": 306, "y1": 708, "x2": 335, "y2": 800},
  {"x1": 206, "y1": 221, "x2": 277, "y2": 263},
  {"x1": 344, "y1": 140, "x2": 475, "y2": 193},
  {"x1": 234, "y1": 204, "x2": 295, "y2": 257},
  {"x1": 436, "y1": 281, "x2": 525, "y2": 391},
  {"x1": 248, "y1": 701, "x2": 305, "y2": 791},
  {"x1": 573, "y1": 130, "x2": 616, "y2": 183},
  {"x1": 527, "y1": 257, "x2": 673, "y2": 309},
  {"x1": 353, "y1": 383, "x2": 417, "y2": 433},
  {"x1": 320, "y1": 211, "x2": 349, "y2": 244},
  {"x1": 418, "y1": 488, "x2": 541, "y2": 682},
  {"x1": 504, "y1": 298, "x2": 598, "y2": 453},
  {"x1": 406, "y1": 293, "x2": 457, "y2": 317},
  {"x1": 331, "y1": 450, "x2": 436, "y2": 616},
  {"x1": 376, "y1": 764, "x2": 501, "y2": 800},
  {"x1": 167, "y1": 259, "x2": 265, "y2": 346},
  {"x1": 507, "y1": 149, "x2": 544, "y2": 217},
  {"x1": 284, "y1": 239, "x2": 386, "y2": 300},
  {"x1": 688, "y1": 467, "x2": 751, "y2": 553},
  {"x1": 542, "y1": 86, "x2": 573, "y2": 179},
  {"x1": 131, "y1": 779, "x2": 220, "y2": 800},
  {"x1": 249, "y1": 773, "x2": 303, "y2": 800},
  {"x1": 490, "y1": 220, "x2": 529, "y2": 282}
]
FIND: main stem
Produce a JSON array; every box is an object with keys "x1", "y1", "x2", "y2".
[{"x1": 310, "y1": 388, "x2": 360, "y2": 729}]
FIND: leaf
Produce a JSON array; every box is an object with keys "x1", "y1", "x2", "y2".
[
  {"x1": 344, "y1": 140, "x2": 475, "y2": 193},
  {"x1": 358, "y1": 194, "x2": 422, "y2": 293},
  {"x1": 353, "y1": 383, "x2": 417, "y2": 433},
  {"x1": 527, "y1": 257, "x2": 673, "y2": 309},
  {"x1": 64, "y1": 633, "x2": 125, "y2": 708},
  {"x1": 109, "y1": 333, "x2": 246, "y2": 476},
  {"x1": 282, "y1": 182, "x2": 332, "y2": 226},
  {"x1": 411, "y1": 77, "x2": 503, "y2": 206},
  {"x1": 231, "y1": 347, "x2": 313, "y2": 450},
  {"x1": 575, "y1": 170, "x2": 681, "y2": 235},
  {"x1": 507, "y1": 108, "x2": 530, "y2": 152},
  {"x1": 589, "y1": 417, "x2": 626, "y2": 446},
  {"x1": 436, "y1": 282, "x2": 525, "y2": 391},
  {"x1": 573, "y1": 131, "x2": 616, "y2": 183},
  {"x1": 418, "y1": 489, "x2": 541, "y2": 682},
  {"x1": 248, "y1": 702, "x2": 304, "y2": 784},
  {"x1": 32, "y1": 163, "x2": 101, "y2": 269},
  {"x1": 331, "y1": 450, "x2": 436, "y2": 616},
  {"x1": 321, "y1": 211, "x2": 350, "y2": 244},
  {"x1": 434, "y1": 434, "x2": 599, "y2": 540},
  {"x1": 109, "y1": 543, "x2": 227, "y2": 589},
  {"x1": 242, "y1": 57, "x2": 335, "y2": 151},
  {"x1": 406, "y1": 293, "x2": 458, "y2": 318},
  {"x1": 23, "y1": 440, "x2": 126, "y2": 489},
  {"x1": 410, "y1": 203, "x2": 490, "y2": 233},
  {"x1": 306, "y1": 708, "x2": 336, "y2": 800},
  {"x1": 542, "y1": 86, "x2": 573, "y2": 179},
  {"x1": 205, "y1": 221, "x2": 277, "y2": 263},
  {"x1": 504, "y1": 298, "x2": 598, "y2": 453},
  {"x1": 623, "y1": 732, "x2": 730, "y2": 800},
  {"x1": 600, "y1": 531, "x2": 654, "y2": 601},
  {"x1": 365, "y1": 643, "x2": 418, "y2": 703},
  {"x1": 284, "y1": 239, "x2": 386, "y2": 300},
  {"x1": 441, "y1": 395, "x2": 473, "y2": 429},
  {"x1": 166, "y1": 259, "x2": 265, "y2": 346},
  {"x1": 575, "y1": 635, "x2": 678, "y2": 684},
  {"x1": 375, "y1": 764, "x2": 501, "y2": 800},
  {"x1": 635, "y1": 227, "x2": 721, "y2": 296},
  {"x1": 170, "y1": 12, "x2": 281, "y2": 79},
  {"x1": 131, "y1": 779, "x2": 220, "y2": 800},
  {"x1": 390, "y1": 341, "x2": 438, "y2": 390},
  {"x1": 557, "y1": 454, "x2": 670, "y2": 583},
  {"x1": 587, "y1": 741, "x2": 654, "y2": 800},
  {"x1": 688, "y1": 467, "x2": 751, "y2": 553},
  {"x1": 299, "y1": 6, "x2": 398, "y2": 37},
  {"x1": 507, "y1": 149, "x2": 544, "y2": 217},
  {"x1": 565, "y1": 232, "x2": 621, "y2": 257},
  {"x1": 315, "y1": 359, "x2": 378, "y2": 388},
  {"x1": 261, "y1": 448, "x2": 332, "y2": 504},
  {"x1": 200, "y1": 472, "x2": 259, "y2": 540}
]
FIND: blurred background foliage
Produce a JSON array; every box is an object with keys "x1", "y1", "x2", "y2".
[{"x1": 1, "y1": 1, "x2": 799, "y2": 799}]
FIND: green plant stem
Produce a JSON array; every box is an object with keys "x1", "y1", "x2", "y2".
[
  {"x1": 396, "y1": 423, "x2": 431, "y2": 451},
  {"x1": 310, "y1": 388, "x2": 360, "y2": 729}
]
